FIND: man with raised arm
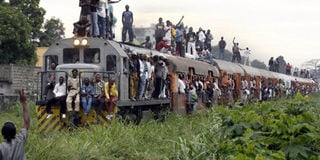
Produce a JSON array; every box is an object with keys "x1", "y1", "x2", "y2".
[{"x1": 0, "y1": 89, "x2": 30, "y2": 160}]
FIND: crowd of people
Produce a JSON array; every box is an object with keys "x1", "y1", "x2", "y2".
[
  {"x1": 74, "y1": 0, "x2": 121, "y2": 39},
  {"x1": 44, "y1": 63, "x2": 119, "y2": 125},
  {"x1": 268, "y1": 57, "x2": 311, "y2": 78}
]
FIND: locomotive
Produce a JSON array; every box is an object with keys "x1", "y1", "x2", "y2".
[{"x1": 35, "y1": 37, "x2": 316, "y2": 133}]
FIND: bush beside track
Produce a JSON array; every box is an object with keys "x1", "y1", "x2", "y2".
[{"x1": 1, "y1": 93, "x2": 320, "y2": 159}]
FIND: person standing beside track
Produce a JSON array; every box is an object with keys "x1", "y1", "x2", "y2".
[{"x1": 0, "y1": 89, "x2": 30, "y2": 160}]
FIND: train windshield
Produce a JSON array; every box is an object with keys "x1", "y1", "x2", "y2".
[
  {"x1": 45, "y1": 55, "x2": 58, "y2": 71},
  {"x1": 84, "y1": 48, "x2": 100, "y2": 64},
  {"x1": 63, "y1": 48, "x2": 80, "y2": 63}
]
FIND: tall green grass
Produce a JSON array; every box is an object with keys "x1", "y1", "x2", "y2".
[{"x1": 1, "y1": 93, "x2": 320, "y2": 159}]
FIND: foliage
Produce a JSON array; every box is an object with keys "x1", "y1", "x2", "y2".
[
  {"x1": 0, "y1": 4, "x2": 37, "y2": 65},
  {"x1": 39, "y1": 17, "x2": 65, "y2": 47},
  {"x1": 251, "y1": 59, "x2": 268, "y2": 70},
  {"x1": 9, "y1": 0, "x2": 45, "y2": 39},
  {"x1": 1, "y1": 93, "x2": 320, "y2": 159},
  {"x1": 216, "y1": 93, "x2": 320, "y2": 159}
]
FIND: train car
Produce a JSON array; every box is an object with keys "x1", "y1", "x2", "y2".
[{"x1": 36, "y1": 37, "x2": 172, "y2": 133}]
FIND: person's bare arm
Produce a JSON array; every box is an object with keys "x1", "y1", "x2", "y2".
[{"x1": 19, "y1": 89, "x2": 30, "y2": 130}]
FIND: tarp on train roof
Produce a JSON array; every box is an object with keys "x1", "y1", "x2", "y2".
[
  {"x1": 166, "y1": 56, "x2": 220, "y2": 77},
  {"x1": 212, "y1": 59, "x2": 245, "y2": 75},
  {"x1": 238, "y1": 64, "x2": 263, "y2": 77}
]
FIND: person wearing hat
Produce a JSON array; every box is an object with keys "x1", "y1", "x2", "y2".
[
  {"x1": 0, "y1": 89, "x2": 30, "y2": 159},
  {"x1": 66, "y1": 69, "x2": 81, "y2": 116}
]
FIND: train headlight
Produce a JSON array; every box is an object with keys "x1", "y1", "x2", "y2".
[
  {"x1": 81, "y1": 39, "x2": 88, "y2": 46},
  {"x1": 73, "y1": 39, "x2": 80, "y2": 46}
]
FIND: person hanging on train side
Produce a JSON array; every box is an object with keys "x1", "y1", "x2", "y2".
[
  {"x1": 104, "y1": 77, "x2": 118, "y2": 120},
  {"x1": 129, "y1": 51, "x2": 140, "y2": 101},
  {"x1": 153, "y1": 56, "x2": 167, "y2": 98},
  {"x1": 137, "y1": 54, "x2": 148, "y2": 100},
  {"x1": 45, "y1": 76, "x2": 67, "y2": 119},
  {"x1": 81, "y1": 77, "x2": 95, "y2": 116},
  {"x1": 91, "y1": 73, "x2": 105, "y2": 116},
  {"x1": 144, "y1": 57, "x2": 154, "y2": 99},
  {"x1": 66, "y1": 69, "x2": 81, "y2": 125},
  {"x1": 44, "y1": 62, "x2": 57, "y2": 100}
]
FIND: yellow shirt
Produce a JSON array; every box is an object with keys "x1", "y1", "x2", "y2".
[{"x1": 104, "y1": 82, "x2": 118, "y2": 99}]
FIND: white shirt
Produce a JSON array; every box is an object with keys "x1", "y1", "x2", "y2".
[
  {"x1": 178, "y1": 79, "x2": 186, "y2": 94},
  {"x1": 198, "y1": 31, "x2": 206, "y2": 42},
  {"x1": 243, "y1": 49, "x2": 250, "y2": 57},
  {"x1": 97, "y1": 0, "x2": 107, "y2": 18},
  {"x1": 53, "y1": 83, "x2": 66, "y2": 97}
]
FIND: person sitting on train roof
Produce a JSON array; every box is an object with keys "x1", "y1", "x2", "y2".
[
  {"x1": 81, "y1": 77, "x2": 95, "y2": 116},
  {"x1": 141, "y1": 36, "x2": 153, "y2": 49},
  {"x1": 73, "y1": 15, "x2": 91, "y2": 37},
  {"x1": 46, "y1": 76, "x2": 67, "y2": 119},
  {"x1": 91, "y1": 73, "x2": 105, "y2": 116},
  {"x1": 104, "y1": 77, "x2": 118, "y2": 120},
  {"x1": 156, "y1": 38, "x2": 170, "y2": 53},
  {"x1": 66, "y1": 69, "x2": 81, "y2": 114},
  {"x1": 0, "y1": 90, "x2": 30, "y2": 160}
]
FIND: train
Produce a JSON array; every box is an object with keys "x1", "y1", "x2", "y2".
[{"x1": 35, "y1": 37, "x2": 317, "y2": 133}]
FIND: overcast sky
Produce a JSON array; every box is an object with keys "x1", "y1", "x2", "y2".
[{"x1": 39, "y1": 0, "x2": 320, "y2": 68}]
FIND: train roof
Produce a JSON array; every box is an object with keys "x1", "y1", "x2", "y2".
[
  {"x1": 166, "y1": 55, "x2": 220, "y2": 77},
  {"x1": 212, "y1": 59, "x2": 245, "y2": 75}
]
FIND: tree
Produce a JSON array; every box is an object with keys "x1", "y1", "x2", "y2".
[
  {"x1": 39, "y1": 17, "x2": 65, "y2": 47},
  {"x1": 276, "y1": 56, "x2": 286, "y2": 74},
  {"x1": 0, "y1": 4, "x2": 37, "y2": 65},
  {"x1": 251, "y1": 59, "x2": 267, "y2": 70},
  {"x1": 9, "y1": 0, "x2": 45, "y2": 39}
]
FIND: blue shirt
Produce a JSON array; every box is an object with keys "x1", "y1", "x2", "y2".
[
  {"x1": 81, "y1": 84, "x2": 95, "y2": 97},
  {"x1": 122, "y1": 11, "x2": 133, "y2": 26}
]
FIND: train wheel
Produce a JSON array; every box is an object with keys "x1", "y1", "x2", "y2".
[{"x1": 121, "y1": 107, "x2": 142, "y2": 125}]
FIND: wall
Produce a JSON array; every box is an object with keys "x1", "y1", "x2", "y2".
[{"x1": 0, "y1": 65, "x2": 41, "y2": 108}]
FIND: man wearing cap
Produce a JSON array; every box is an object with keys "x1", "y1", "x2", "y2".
[
  {"x1": 66, "y1": 69, "x2": 81, "y2": 114},
  {"x1": 0, "y1": 89, "x2": 30, "y2": 159}
]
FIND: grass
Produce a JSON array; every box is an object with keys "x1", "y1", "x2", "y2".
[{"x1": 1, "y1": 93, "x2": 320, "y2": 159}]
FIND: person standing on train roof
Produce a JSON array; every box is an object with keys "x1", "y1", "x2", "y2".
[
  {"x1": 121, "y1": 4, "x2": 133, "y2": 43},
  {"x1": 243, "y1": 47, "x2": 251, "y2": 66},
  {"x1": 97, "y1": 0, "x2": 107, "y2": 39},
  {"x1": 205, "y1": 29, "x2": 213, "y2": 52},
  {"x1": 81, "y1": 77, "x2": 95, "y2": 116},
  {"x1": 104, "y1": 77, "x2": 118, "y2": 120},
  {"x1": 175, "y1": 25, "x2": 184, "y2": 57},
  {"x1": 90, "y1": 0, "x2": 99, "y2": 38},
  {"x1": 91, "y1": 73, "x2": 105, "y2": 116},
  {"x1": 46, "y1": 76, "x2": 67, "y2": 119},
  {"x1": 155, "y1": 17, "x2": 165, "y2": 48},
  {"x1": 232, "y1": 37, "x2": 242, "y2": 63},
  {"x1": 66, "y1": 69, "x2": 81, "y2": 118},
  {"x1": 218, "y1": 37, "x2": 226, "y2": 60},
  {"x1": 164, "y1": 20, "x2": 172, "y2": 47},
  {"x1": 186, "y1": 27, "x2": 197, "y2": 56},
  {"x1": 0, "y1": 89, "x2": 30, "y2": 160}
]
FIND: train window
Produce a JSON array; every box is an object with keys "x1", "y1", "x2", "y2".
[
  {"x1": 84, "y1": 48, "x2": 100, "y2": 63},
  {"x1": 106, "y1": 55, "x2": 116, "y2": 72},
  {"x1": 63, "y1": 48, "x2": 79, "y2": 63},
  {"x1": 45, "y1": 55, "x2": 58, "y2": 71}
]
